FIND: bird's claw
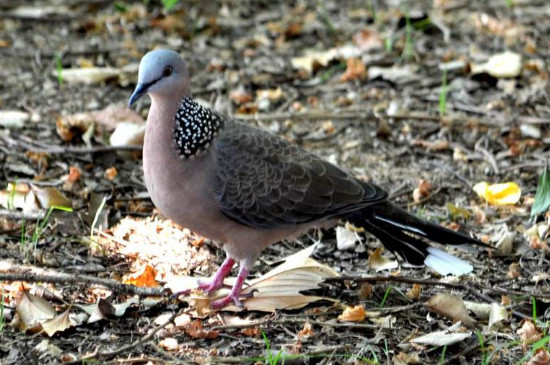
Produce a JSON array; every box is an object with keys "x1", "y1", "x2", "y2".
[
  {"x1": 210, "y1": 290, "x2": 254, "y2": 309},
  {"x1": 210, "y1": 293, "x2": 244, "y2": 309},
  {"x1": 197, "y1": 278, "x2": 231, "y2": 294}
]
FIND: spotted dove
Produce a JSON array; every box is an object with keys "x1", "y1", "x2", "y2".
[{"x1": 129, "y1": 50, "x2": 484, "y2": 309}]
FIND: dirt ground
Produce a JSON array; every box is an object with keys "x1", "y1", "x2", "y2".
[{"x1": 1, "y1": 0, "x2": 550, "y2": 364}]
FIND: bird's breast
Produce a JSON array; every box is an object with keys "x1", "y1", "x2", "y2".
[{"x1": 142, "y1": 106, "x2": 229, "y2": 242}]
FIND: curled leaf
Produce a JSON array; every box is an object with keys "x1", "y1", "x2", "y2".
[
  {"x1": 338, "y1": 304, "x2": 366, "y2": 322},
  {"x1": 473, "y1": 181, "x2": 521, "y2": 205}
]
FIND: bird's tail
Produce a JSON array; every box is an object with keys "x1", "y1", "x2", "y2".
[{"x1": 345, "y1": 202, "x2": 485, "y2": 276}]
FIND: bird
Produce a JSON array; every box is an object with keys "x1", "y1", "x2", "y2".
[{"x1": 129, "y1": 49, "x2": 485, "y2": 309}]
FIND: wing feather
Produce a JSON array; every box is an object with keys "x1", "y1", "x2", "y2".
[{"x1": 213, "y1": 122, "x2": 387, "y2": 229}]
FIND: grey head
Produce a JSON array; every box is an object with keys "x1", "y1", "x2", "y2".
[{"x1": 128, "y1": 49, "x2": 190, "y2": 107}]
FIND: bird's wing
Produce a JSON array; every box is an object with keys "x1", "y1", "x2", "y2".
[{"x1": 212, "y1": 122, "x2": 387, "y2": 229}]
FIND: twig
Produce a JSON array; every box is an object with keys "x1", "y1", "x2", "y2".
[
  {"x1": 0, "y1": 134, "x2": 142, "y2": 154},
  {"x1": 66, "y1": 311, "x2": 179, "y2": 364},
  {"x1": 148, "y1": 343, "x2": 193, "y2": 365},
  {"x1": 0, "y1": 209, "x2": 45, "y2": 221},
  {"x1": 325, "y1": 276, "x2": 550, "y2": 300},
  {"x1": 0, "y1": 260, "x2": 164, "y2": 296}
]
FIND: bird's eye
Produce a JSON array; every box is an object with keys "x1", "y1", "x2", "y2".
[{"x1": 163, "y1": 66, "x2": 173, "y2": 77}]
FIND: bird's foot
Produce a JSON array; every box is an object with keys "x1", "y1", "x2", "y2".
[
  {"x1": 173, "y1": 257, "x2": 236, "y2": 299},
  {"x1": 197, "y1": 278, "x2": 232, "y2": 295},
  {"x1": 210, "y1": 291, "x2": 254, "y2": 309}
]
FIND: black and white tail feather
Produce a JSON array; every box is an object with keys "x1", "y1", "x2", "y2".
[{"x1": 347, "y1": 202, "x2": 482, "y2": 276}]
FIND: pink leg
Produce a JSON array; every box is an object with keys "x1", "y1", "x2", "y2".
[
  {"x1": 210, "y1": 265, "x2": 250, "y2": 309},
  {"x1": 197, "y1": 257, "x2": 235, "y2": 294},
  {"x1": 173, "y1": 257, "x2": 235, "y2": 297}
]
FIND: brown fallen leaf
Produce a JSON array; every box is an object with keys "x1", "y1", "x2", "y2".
[
  {"x1": 527, "y1": 349, "x2": 550, "y2": 365},
  {"x1": 406, "y1": 284, "x2": 422, "y2": 301},
  {"x1": 41, "y1": 308, "x2": 74, "y2": 337},
  {"x1": 185, "y1": 319, "x2": 219, "y2": 339},
  {"x1": 425, "y1": 293, "x2": 476, "y2": 328},
  {"x1": 393, "y1": 351, "x2": 421, "y2": 365},
  {"x1": 16, "y1": 290, "x2": 56, "y2": 333},
  {"x1": 229, "y1": 87, "x2": 253, "y2": 105},
  {"x1": 338, "y1": 304, "x2": 366, "y2": 322},
  {"x1": 297, "y1": 321, "x2": 314, "y2": 339},
  {"x1": 517, "y1": 320, "x2": 542, "y2": 351},
  {"x1": 413, "y1": 179, "x2": 432, "y2": 203},
  {"x1": 168, "y1": 243, "x2": 339, "y2": 312},
  {"x1": 341, "y1": 58, "x2": 367, "y2": 82},
  {"x1": 353, "y1": 28, "x2": 384, "y2": 51},
  {"x1": 104, "y1": 167, "x2": 118, "y2": 181},
  {"x1": 367, "y1": 247, "x2": 398, "y2": 272}
]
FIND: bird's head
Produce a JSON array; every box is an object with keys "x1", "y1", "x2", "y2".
[{"x1": 128, "y1": 49, "x2": 190, "y2": 107}]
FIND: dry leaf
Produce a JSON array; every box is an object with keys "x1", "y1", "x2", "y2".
[
  {"x1": 174, "y1": 313, "x2": 192, "y2": 328},
  {"x1": 0, "y1": 182, "x2": 39, "y2": 212},
  {"x1": 413, "y1": 179, "x2": 432, "y2": 203},
  {"x1": 297, "y1": 322, "x2": 314, "y2": 340},
  {"x1": 109, "y1": 122, "x2": 145, "y2": 159},
  {"x1": 425, "y1": 294, "x2": 476, "y2": 327},
  {"x1": 291, "y1": 44, "x2": 362, "y2": 74},
  {"x1": 123, "y1": 264, "x2": 159, "y2": 287},
  {"x1": 86, "y1": 298, "x2": 116, "y2": 323},
  {"x1": 393, "y1": 351, "x2": 421, "y2": 365},
  {"x1": 256, "y1": 87, "x2": 284, "y2": 102},
  {"x1": 464, "y1": 301, "x2": 491, "y2": 320},
  {"x1": 470, "y1": 51, "x2": 522, "y2": 78},
  {"x1": 159, "y1": 337, "x2": 179, "y2": 351},
  {"x1": 406, "y1": 284, "x2": 421, "y2": 301},
  {"x1": 353, "y1": 28, "x2": 383, "y2": 51},
  {"x1": 473, "y1": 182, "x2": 521, "y2": 205},
  {"x1": 41, "y1": 308, "x2": 74, "y2": 336},
  {"x1": 57, "y1": 67, "x2": 120, "y2": 84},
  {"x1": 336, "y1": 225, "x2": 360, "y2": 251},
  {"x1": 495, "y1": 228, "x2": 515, "y2": 254},
  {"x1": 367, "y1": 247, "x2": 398, "y2": 272},
  {"x1": 241, "y1": 326, "x2": 261, "y2": 337},
  {"x1": 104, "y1": 167, "x2": 118, "y2": 181},
  {"x1": 357, "y1": 283, "x2": 373, "y2": 300},
  {"x1": 411, "y1": 322, "x2": 472, "y2": 347},
  {"x1": 341, "y1": 58, "x2": 367, "y2": 82},
  {"x1": 338, "y1": 304, "x2": 366, "y2": 322},
  {"x1": 517, "y1": 320, "x2": 542, "y2": 351},
  {"x1": 219, "y1": 243, "x2": 339, "y2": 312},
  {"x1": 507, "y1": 262, "x2": 521, "y2": 279},
  {"x1": 55, "y1": 113, "x2": 94, "y2": 142},
  {"x1": 229, "y1": 87, "x2": 253, "y2": 105},
  {"x1": 65, "y1": 166, "x2": 82, "y2": 184},
  {"x1": 16, "y1": 291, "x2": 56, "y2": 333},
  {"x1": 369, "y1": 315, "x2": 396, "y2": 328},
  {"x1": 168, "y1": 244, "x2": 338, "y2": 312},
  {"x1": 527, "y1": 349, "x2": 550, "y2": 365},
  {"x1": 488, "y1": 302, "x2": 508, "y2": 331},
  {"x1": 185, "y1": 320, "x2": 219, "y2": 339}
]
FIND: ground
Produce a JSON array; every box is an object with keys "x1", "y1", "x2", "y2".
[{"x1": 0, "y1": 0, "x2": 549, "y2": 364}]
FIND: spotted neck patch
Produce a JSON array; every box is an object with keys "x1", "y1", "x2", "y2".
[{"x1": 173, "y1": 97, "x2": 224, "y2": 159}]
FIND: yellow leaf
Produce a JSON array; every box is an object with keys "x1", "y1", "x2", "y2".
[
  {"x1": 338, "y1": 304, "x2": 366, "y2": 322},
  {"x1": 123, "y1": 264, "x2": 159, "y2": 287},
  {"x1": 473, "y1": 181, "x2": 521, "y2": 205}
]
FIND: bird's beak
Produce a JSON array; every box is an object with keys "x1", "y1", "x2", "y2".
[{"x1": 128, "y1": 83, "x2": 148, "y2": 107}]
